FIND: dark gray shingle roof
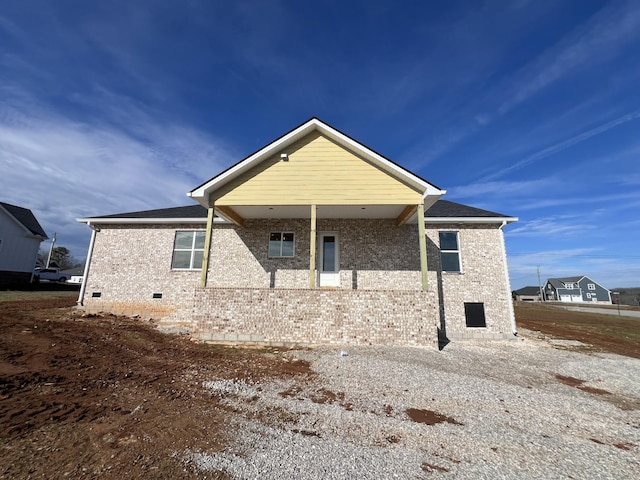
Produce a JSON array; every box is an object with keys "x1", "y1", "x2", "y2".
[
  {"x1": 96, "y1": 205, "x2": 208, "y2": 219},
  {"x1": 0, "y1": 202, "x2": 48, "y2": 237},
  {"x1": 513, "y1": 286, "x2": 542, "y2": 296},
  {"x1": 425, "y1": 200, "x2": 511, "y2": 218}
]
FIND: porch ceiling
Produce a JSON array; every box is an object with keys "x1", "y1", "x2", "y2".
[{"x1": 228, "y1": 204, "x2": 417, "y2": 221}]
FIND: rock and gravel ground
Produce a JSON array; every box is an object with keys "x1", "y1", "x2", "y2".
[
  {"x1": 193, "y1": 337, "x2": 639, "y2": 479},
  {"x1": 1, "y1": 294, "x2": 638, "y2": 479}
]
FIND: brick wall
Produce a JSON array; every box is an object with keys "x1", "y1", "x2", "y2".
[
  {"x1": 426, "y1": 225, "x2": 515, "y2": 340},
  {"x1": 82, "y1": 224, "x2": 203, "y2": 322},
  {"x1": 81, "y1": 219, "x2": 515, "y2": 345},
  {"x1": 189, "y1": 287, "x2": 440, "y2": 347}
]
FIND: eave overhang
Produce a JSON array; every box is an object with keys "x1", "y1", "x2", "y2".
[
  {"x1": 76, "y1": 217, "x2": 222, "y2": 225},
  {"x1": 425, "y1": 216, "x2": 519, "y2": 224}
]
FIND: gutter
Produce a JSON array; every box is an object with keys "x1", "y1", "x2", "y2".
[
  {"x1": 500, "y1": 220, "x2": 518, "y2": 336},
  {"x1": 77, "y1": 222, "x2": 100, "y2": 307}
]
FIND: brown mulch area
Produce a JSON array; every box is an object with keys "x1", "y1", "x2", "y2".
[
  {"x1": 0, "y1": 297, "x2": 311, "y2": 479},
  {"x1": 515, "y1": 303, "x2": 640, "y2": 359}
]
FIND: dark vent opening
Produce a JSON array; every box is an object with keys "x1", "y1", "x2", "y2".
[
  {"x1": 464, "y1": 302, "x2": 486, "y2": 328},
  {"x1": 91, "y1": 292, "x2": 102, "y2": 298},
  {"x1": 152, "y1": 293, "x2": 163, "y2": 299}
]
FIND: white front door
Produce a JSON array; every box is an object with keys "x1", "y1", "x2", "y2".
[{"x1": 318, "y1": 232, "x2": 339, "y2": 287}]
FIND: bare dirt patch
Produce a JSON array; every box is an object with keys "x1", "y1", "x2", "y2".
[
  {"x1": 554, "y1": 374, "x2": 611, "y2": 395},
  {"x1": 405, "y1": 408, "x2": 463, "y2": 426},
  {"x1": 0, "y1": 296, "x2": 310, "y2": 479}
]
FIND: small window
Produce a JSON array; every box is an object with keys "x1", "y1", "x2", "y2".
[
  {"x1": 171, "y1": 231, "x2": 206, "y2": 269},
  {"x1": 588, "y1": 283, "x2": 595, "y2": 290},
  {"x1": 464, "y1": 302, "x2": 486, "y2": 328},
  {"x1": 439, "y1": 231, "x2": 460, "y2": 272},
  {"x1": 586, "y1": 293, "x2": 592, "y2": 298},
  {"x1": 269, "y1": 232, "x2": 295, "y2": 257},
  {"x1": 565, "y1": 283, "x2": 574, "y2": 289}
]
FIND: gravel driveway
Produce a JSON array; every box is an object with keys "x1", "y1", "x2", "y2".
[{"x1": 192, "y1": 332, "x2": 639, "y2": 479}]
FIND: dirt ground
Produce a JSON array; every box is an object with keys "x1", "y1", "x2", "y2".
[
  {"x1": 515, "y1": 302, "x2": 640, "y2": 359},
  {"x1": 0, "y1": 296, "x2": 311, "y2": 479},
  {"x1": 2, "y1": 296, "x2": 638, "y2": 479}
]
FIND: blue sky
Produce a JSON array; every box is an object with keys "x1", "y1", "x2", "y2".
[{"x1": 1, "y1": 1, "x2": 639, "y2": 288}]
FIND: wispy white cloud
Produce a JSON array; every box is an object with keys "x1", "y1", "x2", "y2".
[
  {"x1": 0, "y1": 86, "x2": 235, "y2": 258},
  {"x1": 446, "y1": 177, "x2": 559, "y2": 199},
  {"x1": 408, "y1": 2, "x2": 640, "y2": 168},
  {"x1": 481, "y1": 110, "x2": 640, "y2": 181},
  {"x1": 507, "y1": 216, "x2": 596, "y2": 238},
  {"x1": 498, "y1": 1, "x2": 640, "y2": 115}
]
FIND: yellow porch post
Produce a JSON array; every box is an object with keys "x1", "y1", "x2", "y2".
[
  {"x1": 309, "y1": 204, "x2": 317, "y2": 288},
  {"x1": 417, "y1": 203, "x2": 429, "y2": 290},
  {"x1": 201, "y1": 201, "x2": 215, "y2": 287}
]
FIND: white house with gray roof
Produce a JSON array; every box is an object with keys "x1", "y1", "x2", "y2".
[
  {"x1": 0, "y1": 201, "x2": 48, "y2": 287},
  {"x1": 78, "y1": 118, "x2": 518, "y2": 348}
]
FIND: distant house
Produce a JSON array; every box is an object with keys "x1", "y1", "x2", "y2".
[
  {"x1": 63, "y1": 266, "x2": 85, "y2": 284},
  {"x1": 513, "y1": 286, "x2": 542, "y2": 302},
  {"x1": 0, "y1": 202, "x2": 48, "y2": 287},
  {"x1": 543, "y1": 276, "x2": 611, "y2": 304}
]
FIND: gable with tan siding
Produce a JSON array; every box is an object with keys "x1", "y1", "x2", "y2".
[{"x1": 213, "y1": 131, "x2": 423, "y2": 206}]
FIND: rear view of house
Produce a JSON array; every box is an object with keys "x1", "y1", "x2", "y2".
[
  {"x1": 0, "y1": 202, "x2": 48, "y2": 287},
  {"x1": 78, "y1": 118, "x2": 518, "y2": 347}
]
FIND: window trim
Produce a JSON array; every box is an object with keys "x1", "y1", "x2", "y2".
[
  {"x1": 268, "y1": 231, "x2": 295, "y2": 258},
  {"x1": 171, "y1": 230, "x2": 206, "y2": 270},
  {"x1": 439, "y1": 231, "x2": 461, "y2": 273},
  {"x1": 588, "y1": 283, "x2": 596, "y2": 290}
]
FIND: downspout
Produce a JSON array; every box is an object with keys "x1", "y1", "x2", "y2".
[
  {"x1": 77, "y1": 222, "x2": 100, "y2": 306},
  {"x1": 499, "y1": 221, "x2": 517, "y2": 336}
]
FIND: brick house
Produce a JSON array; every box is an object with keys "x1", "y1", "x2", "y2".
[{"x1": 78, "y1": 118, "x2": 517, "y2": 347}]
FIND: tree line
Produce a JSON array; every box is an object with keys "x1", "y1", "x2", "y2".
[{"x1": 37, "y1": 246, "x2": 83, "y2": 270}]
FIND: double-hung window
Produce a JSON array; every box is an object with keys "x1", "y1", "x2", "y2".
[
  {"x1": 439, "y1": 231, "x2": 461, "y2": 272},
  {"x1": 269, "y1": 232, "x2": 295, "y2": 257},
  {"x1": 171, "y1": 231, "x2": 206, "y2": 269}
]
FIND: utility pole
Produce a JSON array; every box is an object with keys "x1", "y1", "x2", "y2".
[
  {"x1": 537, "y1": 266, "x2": 544, "y2": 302},
  {"x1": 46, "y1": 232, "x2": 57, "y2": 268}
]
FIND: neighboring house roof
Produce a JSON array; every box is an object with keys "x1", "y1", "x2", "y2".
[
  {"x1": 0, "y1": 201, "x2": 48, "y2": 238},
  {"x1": 188, "y1": 117, "x2": 445, "y2": 206},
  {"x1": 547, "y1": 276, "x2": 610, "y2": 291},
  {"x1": 79, "y1": 200, "x2": 515, "y2": 225},
  {"x1": 513, "y1": 286, "x2": 541, "y2": 296}
]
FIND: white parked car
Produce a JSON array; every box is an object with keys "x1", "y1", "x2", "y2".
[{"x1": 33, "y1": 267, "x2": 68, "y2": 283}]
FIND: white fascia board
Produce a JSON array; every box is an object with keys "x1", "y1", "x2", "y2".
[
  {"x1": 425, "y1": 216, "x2": 519, "y2": 224},
  {"x1": 188, "y1": 118, "x2": 446, "y2": 205},
  {"x1": 76, "y1": 217, "x2": 228, "y2": 225}
]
